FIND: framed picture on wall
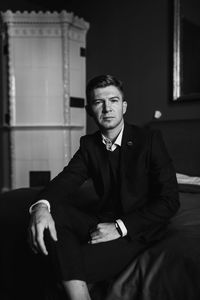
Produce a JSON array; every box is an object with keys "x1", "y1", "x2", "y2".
[{"x1": 173, "y1": 0, "x2": 200, "y2": 101}]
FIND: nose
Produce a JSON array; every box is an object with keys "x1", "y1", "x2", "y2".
[{"x1": 103, "y1": 100, "x2": 111, "y2": 113}]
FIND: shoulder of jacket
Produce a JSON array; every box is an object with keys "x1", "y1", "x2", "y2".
[
  {"x1": 80, "y1": 130, "x2": 100, "y2": 145},
  {"x1": 126, "y1": 123, "x2": 157, "y2": 139}
]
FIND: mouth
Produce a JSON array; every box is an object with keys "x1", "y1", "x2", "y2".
[{"x1": 102, "y1": 116, "x2": 114, "y2": 120}]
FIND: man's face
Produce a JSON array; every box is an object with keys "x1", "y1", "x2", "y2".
[{"x1": 88, "y1": 85, "x2": 127, "y2": 131}]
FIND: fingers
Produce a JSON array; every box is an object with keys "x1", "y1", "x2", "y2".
[
  {"x1": 89, "y1": 225, "x2": 107, "y2": 244},
  {"x1": 28, "y1": 224, "x2": 38, "y2": 254},
  {"x1": 49, "y1": 221, "x2": 58, "y2": 242},
  {"x1": 28, "y1": 211, "x2": 57, "y2": 256},
  {"x1": 90, "y1": 233, "x2": 101, "y2": 243},
  {"x1": 90, "y1": 236, "x2": 104, "y2": 244},
  {"x1": 28, "y1": 222, "x2": 48, "y2": 255},
  {"x1": 89, "y1": 222, "x2": 119, "y2": 244},
  {"x1": 35, "y1": 223, "x2": 48, "y2": 255},
  {"x1": 90, "y1": 232, "x2": 109, "y2": 244},
  {"x1": 90, "y1": 228, "x2": 99, "y2": 239}
]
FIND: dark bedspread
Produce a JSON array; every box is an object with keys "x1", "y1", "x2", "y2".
[{"x1": 106, "y1": 190, "x2": 200, "y2": 300}]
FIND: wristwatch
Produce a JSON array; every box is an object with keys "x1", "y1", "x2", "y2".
[{"x1": 115, "y1": 221, "x2": 123, "y2": 237}]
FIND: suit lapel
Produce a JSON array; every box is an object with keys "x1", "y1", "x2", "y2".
[
  {"x1": 119, "y1": 123, "x2": 142, "y2": 207},
  {"x1": 120, "y1": 123, "x2": 136, "y2": 173}
]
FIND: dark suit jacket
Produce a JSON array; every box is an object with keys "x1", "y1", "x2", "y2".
[{"x1": 37, "y1": 123, "x2": 180, "y2": 242}]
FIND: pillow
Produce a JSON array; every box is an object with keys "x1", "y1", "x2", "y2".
[
  {"x1": 176, "y1": 173, "x2": 200, "y2": 193},
  {"x1": 176, "y1": 173, "x2": 200, "y2": 185}
]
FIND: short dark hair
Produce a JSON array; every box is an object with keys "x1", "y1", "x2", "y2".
[{"x1": 86, "y1": 74, "x2": 124, "y2": 104}]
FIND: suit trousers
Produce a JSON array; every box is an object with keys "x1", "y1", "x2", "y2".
[{"x1": 46, "y1": 203, "x2": 148, "y2": 284}]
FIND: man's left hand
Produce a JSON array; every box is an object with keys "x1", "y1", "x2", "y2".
[{"x1": 89, "y1": 222, "x2": 120, "y2": 244}]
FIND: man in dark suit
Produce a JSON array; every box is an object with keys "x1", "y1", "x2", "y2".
[{"x1": 28, "y1": 74, "x2": 179, "y2": 300}]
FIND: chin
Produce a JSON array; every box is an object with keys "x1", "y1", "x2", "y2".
[{"x1": 101, "y1": 123, "x2": 116, "y2": 130}]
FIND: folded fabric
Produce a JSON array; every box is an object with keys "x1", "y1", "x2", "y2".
[{"x1": 176, "y1": 173, "x2": 200, "y2": 185}]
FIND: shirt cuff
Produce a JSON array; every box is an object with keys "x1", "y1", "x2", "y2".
[
  {"x1": 116, "y1": 219, "x2": 128, "y2": 237},
  {"x1": 29, "y1": 200, "x2": 51, "y2": 214}
]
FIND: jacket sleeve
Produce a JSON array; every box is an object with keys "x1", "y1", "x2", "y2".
[
  {"x1": 121, "y1": 130, "x2": 180, "y2": 242},
  {"x1": 34, "y1": 136, "x2": 90, "y2": 212}
]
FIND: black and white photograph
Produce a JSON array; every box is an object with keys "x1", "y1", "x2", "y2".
[{"x1": 1, "y1": 1, "x2": 200, "y2": 300}]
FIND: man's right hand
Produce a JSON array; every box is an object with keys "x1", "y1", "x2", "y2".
[{"x1": 28, "y1": 204, "x2": 57, "y2": 255}]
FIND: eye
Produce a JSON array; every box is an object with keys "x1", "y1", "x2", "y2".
[
  {"x1": 93, "y1": 100, "x2": 102, "y2": 106},
  {"x1": 111, "y1": 98, "x2": 119, "y2": 103}
]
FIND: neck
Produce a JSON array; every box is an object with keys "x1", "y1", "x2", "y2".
[{"x1": 101, "y1": 120, "x2": 124, "y2": 142}]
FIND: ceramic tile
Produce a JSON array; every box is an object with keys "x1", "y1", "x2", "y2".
[
  {"x1": 45, "y1": 96, "x2": 64, "y2": 124},
  {"x1": 46, "y1": 68, "x2": 63, "y2": 96},
  {"x1": 15, "y1": 95, "x2": 64, "y2": 125},
  {"x1": 69, "y1": 69, "x2": 85, "y2": 97},
  {"x1": 69, "y1": 40, "x2": 84, "y2": 69},
  {"x1": 70, "y1": 128, "x2": 85, "y2": 156},
  {"x1": 15, "y1": 65, "x2": 63, "y2": 98},
  {"x1": 13, "y1": 159, "x2": 30, "y2": 188},
  {"x1": 13, "y1": 38, "x2": 32, "y2": 67},
  {"x1": 15, "y1": 96, "x2": 47, "y2": 124},
  {"x1": 70, "y1": 107, "x2": 85, "y2": 126},
  {"x1": 29, "y1": 38, "x2": 50, "y2": 67},
  {"x1": 49, "y1": 159, "x2": 66, "y2": 179},
  {"x1": 13, "y1": 131, "x2": 30, "y2": 159},
  {"x1": 15, "y1": 67, "x2": 48, "y2": 97},
  {"x1": 47, "y1": 39, "x2": 62, "y2": 67},
  {"x1": 29, "y1": 159, "x2": 50, "y2": 171}
]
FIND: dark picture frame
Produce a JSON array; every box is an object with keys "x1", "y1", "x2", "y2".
[{"x1": 173, "y1": 0, "x2": 200, "y2": 101}]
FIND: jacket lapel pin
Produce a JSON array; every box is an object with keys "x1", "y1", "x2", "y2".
[{"x1": 127, "y1": 140, "x2": 133, "y2": 147}]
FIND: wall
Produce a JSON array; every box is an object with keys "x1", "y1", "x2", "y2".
[
  {"x1": 1, "y1": 0, "x2": 200, "y2": 134},
  {"x1": 84, "y1": 0, "x2": 200, "y2": 132}
]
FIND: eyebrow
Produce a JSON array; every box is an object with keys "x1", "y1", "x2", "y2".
[{"x1": 93, "y1": 96, "x2": 120, "y2": 101}]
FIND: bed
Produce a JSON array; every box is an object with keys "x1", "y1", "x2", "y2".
[
  {"x1": 1, "y1": 119, "x2": 200, "y2": 300},
  {"x1": 105, "y1": 119, "x2": 200, "y2": 300}
]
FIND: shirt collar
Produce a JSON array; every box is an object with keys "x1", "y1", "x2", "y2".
[{"x1": 101, "y1": 124, "x2": 124, "y2": 149}]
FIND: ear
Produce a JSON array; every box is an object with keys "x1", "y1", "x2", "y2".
[
  {"x1": 85, "y1": 104, "x2": 93, "y2": 117},
  {"x1": 123, "y1": 101, "x2": 127, "y2": 115}
]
